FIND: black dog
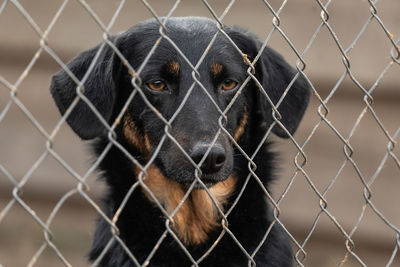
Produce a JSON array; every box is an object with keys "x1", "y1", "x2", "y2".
[{"x1": 50, "y1": 17, "x2": 310, "y2": 267}]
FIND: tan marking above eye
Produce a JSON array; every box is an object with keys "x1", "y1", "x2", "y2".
[
  {"x1": 211, "y1": 63, "x2": 223, "y2": 76},
  {"x1": 221, "y1": 79, "x2": 238, "y2": 90},
  {"x1": 167, "y1": 61, "x2": 180, "y2": 75},
  {"x1": 233, "y1": 106, "x2": 248, "y2": 142},
  {"x1": 147, "y1": 80, "x2": 166, "y2": 91}
]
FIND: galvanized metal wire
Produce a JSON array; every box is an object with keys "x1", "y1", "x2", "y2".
[{"x1": 0, "y1": 0, "x2": 399, "y2": 266}]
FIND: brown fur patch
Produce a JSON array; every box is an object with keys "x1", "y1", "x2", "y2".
[
  {"x1": 166, "y1": 61, "x2": 180, "y2": 76},
  {"x1": 211, "y1": 63, "x2": 223, "y2": 76},
  {"x1": 233, "y1": 107, "x2": 248, "y2": 142},
  {"x1": 123, "y1": 114, "x2": 151, "y2": 154},
  {"x1": 138, "y1": 165, "x2": 236, "y2": 245},
  {"x1": 143, "y1": 134, "x2": 151, "y2": 153}
]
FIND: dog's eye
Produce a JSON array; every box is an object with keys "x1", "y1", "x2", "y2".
[
  {"x1": 147, "y1": 80, "x2": 166, "y2": 91},
  {"x1": 221, "y1": 79, "x2": 238, "y2": 91}
]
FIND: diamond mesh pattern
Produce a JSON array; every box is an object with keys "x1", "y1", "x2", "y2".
[{"x1": 0, "y1": 0, "x2": 399, "y2": 266}]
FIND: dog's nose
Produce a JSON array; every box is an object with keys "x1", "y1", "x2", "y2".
[{"x1": 190, "y1": 144, "x2": 226, "y2": 174}]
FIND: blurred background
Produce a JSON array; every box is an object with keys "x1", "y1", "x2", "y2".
[{"x1": 0, "y1": 0, "x2": 399, "y2": 266}]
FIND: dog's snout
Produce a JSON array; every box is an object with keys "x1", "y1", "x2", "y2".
[{"x1": 190, "y1": 144, "x2": 226, "y2": 174}]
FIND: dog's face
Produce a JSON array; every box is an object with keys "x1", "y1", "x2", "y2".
[
  {"x1": 122, "y1": 19, "x2": 252, "y2": 187},
  {"x1": 50, "y1": 17, "x2": 310, "y2": 189}
]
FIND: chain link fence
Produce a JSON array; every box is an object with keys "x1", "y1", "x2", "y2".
[{"x1": 0, "y1": 0, "x2": 399, "y2": 266}]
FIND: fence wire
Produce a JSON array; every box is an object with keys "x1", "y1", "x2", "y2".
[{"x1": 0, "y1": 0, "x2": 399, "y2": 266}]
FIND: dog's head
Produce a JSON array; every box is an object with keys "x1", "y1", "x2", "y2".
[{"x1": 50, "y1": 17, "x2": 310, "y2": 188}]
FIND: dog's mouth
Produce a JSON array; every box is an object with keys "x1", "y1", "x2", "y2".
[
  {"x1": 180, "y1": 173, "x2": 231, "y2": 190},
  {"x1": 183, "y1": 180, "x2": 217, "y2": 190}
]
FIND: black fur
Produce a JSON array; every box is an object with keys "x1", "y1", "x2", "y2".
[{"x1": 50, "y1": 17, "x2": 310, "y2": 267}]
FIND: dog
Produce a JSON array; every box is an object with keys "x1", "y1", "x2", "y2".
[{"x1": 50, "y1": 17, "x2": 310, "y2": 267}]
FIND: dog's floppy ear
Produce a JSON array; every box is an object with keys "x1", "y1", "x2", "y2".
[
  {"x1": 227, "y1": 27, "x2": 310, "y2": 138},
  {"x1": 257, "y1": 46, "x2": 310, "y2": 138},
  {"x1": 50, "y1": 37, "x2": 121, "y2": 140}
]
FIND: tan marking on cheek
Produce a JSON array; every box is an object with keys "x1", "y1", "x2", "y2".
[
  {"x1": 167, "y1": 61, "x2": 180, "y2": 76},
  {"x1": 233, "y1": 107, "x2": 248, "y2": 142},
  {"x1": 137, "y1": 165, "x2": 237, "y2": 245},
  {"x1": 211, "y1": 63, "x2": 223, "y2": 76},
  {"x1": 144, "y1": 133, "x2": 151, "y2": 153},
  {"x1": 123, "y1": 115, "x2": 149, "y2": 154}
]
